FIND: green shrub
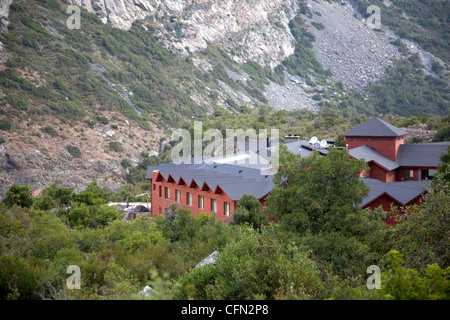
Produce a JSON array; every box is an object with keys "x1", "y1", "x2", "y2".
[
  {"x1": 411, "y1": 136, "x2": 424, "y2": 143},
  {"x1": 0, "y1": 119, "x2": 11, "y2": 131},
  {"x1": 175, "y1": 264, "x2": 218, "y2": 300},
  {"x1": 311, "y1": 22, "x2": 325, "y2": 30},
  {"x1": 109, "y1": 141, "x2": 124, "y2": 153},
  {"x1": 96, "y1": 116, "x2": 109, "y2": 125},
  {"x1": 374, "y1": 251, "x2": 450, "y2": 300},
  {"x1": 0, "y1": 254, "x2": 40, "y2": 300},
  {"x1": 67, "y1": 203, "x2": 120, "y2": 228},
  {"x1": 232, "y1": 194, "x2": 268, "y2": 229},
  {"x1": 6, "y1": 94, "x2": 28, "y2": 111},
  {"x1": 40, "y1": 126, "x2": 58, "y2": 137},
  {"x1": 121, "y1": 158, "x2": 132, "y2": 169},
  {"x1": 206, "y1": 227, "x2": 325, "y2": 300},
  {"x1": 20, "y1": 17, "x2": 46, "y2": 34},
  {"x1": 10, "y1": 2, "x2": 24, "y2": 11},
  {"x1": 2, "y1": 184, "x2": 33, "y2": 208},
  {"x1": 66, "y1": 145, "x2": 82, "y2": 158}
]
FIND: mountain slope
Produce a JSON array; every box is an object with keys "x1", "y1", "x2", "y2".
[{"x1": 0, "y1": 0, "x2": 449, "y2": 197}]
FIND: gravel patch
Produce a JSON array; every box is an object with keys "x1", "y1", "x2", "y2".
[
  {"x1": 265, "y1": 72, "x2": 319, "y2": 112},
  {"x1": 305, "y1": 0, "x2": 401, "y2": 92}
]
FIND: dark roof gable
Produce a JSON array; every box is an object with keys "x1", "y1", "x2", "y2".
[{"x1": 343, "y1": 118, "x2": 407, "y2": 137}]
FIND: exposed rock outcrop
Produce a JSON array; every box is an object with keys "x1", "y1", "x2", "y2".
[
  {"x1": 0, "y1": 0, "x2": 13, "y2": 63},
  {"x1": 305, "y1": 0, "x2": 401, "y2": 92},
  {"x1": 69, "y1": 0, "x2": 301, "y2": 67}
]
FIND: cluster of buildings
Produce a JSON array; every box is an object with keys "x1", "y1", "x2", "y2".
[{"x1": 146, "y1": 118, "x2": 449, "y2": 225}]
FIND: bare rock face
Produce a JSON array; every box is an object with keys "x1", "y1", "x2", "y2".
[
  {"x1": 305, "y1": 0, "x2": 401, "y2": 92},
  {"x1": 68, "y1": 0, "x2": 300, "y2": 67},
  {"x1": 0, "y1": 0, "x2": 12, "y2": 22},
  {"x1": 0, "y1": 0, "x2": 13, "y2": 63}
]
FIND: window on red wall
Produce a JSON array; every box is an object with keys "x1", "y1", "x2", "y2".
[
  {"x1": 159, "y1": 185, "x2": 162, "y2": 197},
  {"x1": 198, "y1": 195, "x2": 204, "y2": 209},
  {"x1": 187, "y1": 192, "x2": 192, "y2": 206},
  {"x1": 153, "y1": 184, "x2": 156, "y2": 191},
  {"x1": 165, "y1": 187, "x2": 170, "y2": 199},
  {"x1": 211, "y1": 199, "x2": 217, "y2": 213},
  {"x1": 224, "y1": 202, "x2": 230, "y2": 216},
  {"x1": 175, "y1": 190, "x2": 181, "y2": 202}
]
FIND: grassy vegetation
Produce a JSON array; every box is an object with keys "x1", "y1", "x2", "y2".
[
  {"x1": 282, "y1": 14, "x2": 332, "y2": 83},
  {"x1": 0, "y1": 0, "x2": 212, "y2": 132},
  {"x1": 351, "y1": 0, "x2": 450, "y2": 63},
  {"x1": 65, "y1": 145, "x2": 82, "y2": 158}
]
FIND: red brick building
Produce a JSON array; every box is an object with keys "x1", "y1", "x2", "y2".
[
  {"x1": 344, "y1": 118, "x2": 448, "y2": 183},
  {"x1": 343, "y1": 118, "x2": 449, "y2": 222},
  {"x1": 146, "y1": 118, "x2": 448, "y2": 224},
  {"x1": 360, "y1": 178, "x2": 430, "y2": 224},
  {"x1": 146, "y1": 163, "x2": 273, "y2": 221}
]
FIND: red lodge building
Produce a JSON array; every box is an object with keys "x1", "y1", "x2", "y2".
[
  {"x1": 146, "y1": 163, "x2": 273, "y2": 222},
  {"x1": 146, "y1": 118, "x2": 449, "y2": 224}
]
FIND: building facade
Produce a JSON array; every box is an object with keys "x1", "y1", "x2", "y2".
[
  {"x1": 146, "y1": 163, "x2": 273, "y2": 221},
  {"x1": 344, "y1": 118, "x2": 448, "y2": 183},
  {"x1": 146, "y1": 118, "x2": 448, "y2": 225}
]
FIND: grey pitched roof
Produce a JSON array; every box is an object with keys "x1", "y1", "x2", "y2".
[
  {"x1": 268, "y1": 140, "x2": 329, "y2": 157},
  {"x1": 349, "y1": 145, "x2": 399, "y2": 171},
  {"x1": 360, "y1": 178, "x2": 430, "y2": 207},
  {"x1": 146, "y1": 162, "x2": 273, "y2": 201},
  {"x1": 147, "y1": 162, "x2": 429, "y2": 206},
  {"x1": 396, "y1": 142, "x2": 450, "y2": 167},
  {"x1": 343, "y1": 118, "x2": 407, "y2": 137}
]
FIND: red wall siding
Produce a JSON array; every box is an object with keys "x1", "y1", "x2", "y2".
[
  {"x1": 368, "y1": 162, "x2": 389, "y2": 182},
  {"x1": 149, "y1": 171, "x2": 236, "y2": 222},
  {"x1": 364, "y1": 193, "x2": 425, "y2": 225},
  {"x1": 346, "y1": 136, "x2": 403, "y2": 161}
]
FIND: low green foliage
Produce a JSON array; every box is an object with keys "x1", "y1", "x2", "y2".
[
  {"x1": 0, "y1": 166, "x2": 449, "y2": 300},
  {"x1": 109, "y1": 141, "x2": 124, "y2": 153},
  {"x1": 121, "y1": 158, "x2": 132, "y2": 169},
  {"x1": 376, "y1": 251, "x2": 450, "y2": 300},
  {"x1": 0, "y1": 119, "x2": 11, "y2": 131},
  {"x1": 2, "y1": 184, "x2": 33, "y2": 208},
  {"x1": 352, "y1": 0, "x2": 450, "y2": 63},
  {"x1": 66, "y1": 145, "x2": 82, "y2": 158},
  {"x1": 40, "y1": 126, "x2": 58, "y2": 137},
  {"x1": 311, "y1": 22, "x2": 325, "y2": 30},
  {"x1": 232, "y1": 194, "x2": 268, "y2": 229}
]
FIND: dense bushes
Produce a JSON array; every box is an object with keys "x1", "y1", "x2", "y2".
[
  {"x1": 352, "y1": 0, "x2": 450, "y2": 62},
  {"x1": 66, "y1": 145, "x2": 82, "y2": 158},
  {"x1": 40, "y1": 126, "x2": 58, "y2": 137},
  {"x1": 2, "y1": 184, "x2": 33, "y2": 208},
  {"x1": 0, "y1": 119, "x2": 11, "y2": 131},
  {"x1": 176, "y1": 226, "x2": 326, "y2": 300},
  {"x1": 373, "y1": 251, "x2": 450, "y2": 300},
  {"x1": 0, "y1": 164, "x2": 449, "y2": 300},
  {"x1": 109, "y1": 141, "x2": 124, "y2": 153},
  {"x1": 232, "y1": 194, "x2": 268, "y2": 229}
]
